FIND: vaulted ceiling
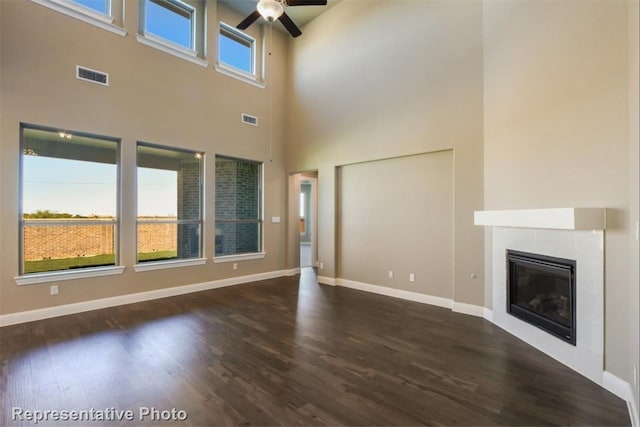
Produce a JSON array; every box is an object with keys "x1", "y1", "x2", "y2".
[{"x1": 219, "y1": 0, "x2": 343, "y2": 32}]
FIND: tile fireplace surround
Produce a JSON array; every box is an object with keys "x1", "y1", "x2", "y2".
[{"x1": 475, "y1": 208, "x2": 606, "y2": 385}]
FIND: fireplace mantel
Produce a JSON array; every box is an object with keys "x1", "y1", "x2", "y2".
[
  {"x1": 474, "y1": 208, "x2": 606, "y2": 230},
  {"x1": 482, "y1": 209, "x2": 605, "y2": 385}
]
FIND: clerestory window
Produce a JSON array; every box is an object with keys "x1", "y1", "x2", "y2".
[
  {"x1": 31, "y1": 0, "x2": 126, "y2": 35},
  {"x1": 70, "y1": 0, "x2": 110, "y2": 15},
  {"x1": 219, "y1": 23, "x2": 255, "y2": 76},
  {"x1": 143, "y1": 0, "x2": 196, "y2": 51}
]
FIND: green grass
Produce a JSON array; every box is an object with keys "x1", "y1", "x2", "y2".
[
  {"x1": 137, "y1": 250, "x2": 178, "y2": 263},
  {"x1": 24, "y1": 250, "x2": 178, "y2": 274}
]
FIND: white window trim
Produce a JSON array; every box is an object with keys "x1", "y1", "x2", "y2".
[
  {"x1": 15, "y1": 266, "x2": 125, "y2": 286},
  {"x1": 133, "y1": 258, "x2": 207, "y2": 272},
  {"x1": 213, "y1": 252, "x2": 266, "y2": 263},
  {"x1": 31, "y1": 0, "x2": 126, "y2": 37},
  {"x1": 215, "y1": 65, "x2": 266, "y2": 89},
  {"x1": 217, "y1": 22, "x2": 264, "y2": 88},
  {"x1": 137, "y1": 34, "x2": 208, "y2": 67},
  {"x1": 219, "y1": 23, "x2": 256, "y2": 73},
  {"x1": 146, "y1": 0, "x2": 196, "y2": 48}
]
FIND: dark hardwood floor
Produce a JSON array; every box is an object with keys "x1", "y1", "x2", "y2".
[{"x1": 0, "y1": 269, "x2": 630, "y2": 426}]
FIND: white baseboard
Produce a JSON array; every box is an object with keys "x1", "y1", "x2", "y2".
[
  {"x1": 0, "y1": 270, "x2": 290, "y2": 327},
  {"x1": 336, "y1": 278, "x2": 453, "y2": 310},
  {"x1": 329, "y1": 278, "x2": 489, "y2": 318},
  {"x1": 483, "y1": 308, "x2": 494, "y2": 321},
  {"x1": 452, "y1": 301, "x2": 485, "y2": 317},
  {"x1": 603, "y1": 371, "x2": 639, "y2": 427},
  {"x1": 284, "y1": 267, "x2": 301, "y2": 276},
  {"x1": 317, "y1": 275, "x2": 337, "y2": 286}
]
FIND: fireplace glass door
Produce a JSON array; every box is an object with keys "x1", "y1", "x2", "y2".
[{"x1": 507, "y1": 250, "x2": 576, "y2": 345}]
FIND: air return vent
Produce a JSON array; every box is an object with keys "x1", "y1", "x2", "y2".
[
  {"x1": 76, "y1": 65, "x2": 109, "y2": 86},
  {"x1": 241, "y1": 114, "x2": 258, "y2": 126}
]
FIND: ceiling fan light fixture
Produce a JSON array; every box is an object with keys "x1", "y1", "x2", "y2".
[{"x1": 257, "y1": 0, "x2": 284, "y2": 22}]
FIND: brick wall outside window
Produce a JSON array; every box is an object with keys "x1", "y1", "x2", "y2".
[{"x1": 215, "y1": 157, "x2": 260, "y2": 256}]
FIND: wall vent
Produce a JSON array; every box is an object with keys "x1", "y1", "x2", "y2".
[
  {"x1": 241, "y1": 114, "x2": 259, "y2": 126},
  {"x1": 76, "y1": 65, "x2": 109, "y2": 86}
]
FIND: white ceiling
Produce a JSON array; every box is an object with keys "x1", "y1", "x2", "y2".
[{"x1": 219, "y1": 0, "x2": 343, "y2": 34}]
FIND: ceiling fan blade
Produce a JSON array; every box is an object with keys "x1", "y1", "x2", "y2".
[
  {"x1": 287, "y1": 0, "x2": 328, "y2": 6},
  {"x1": 278, "y1": 12, "x2": 302, "y2": 37},
  {"x1": 237, "y1": 10, "x2": 261, "y2": 30}
]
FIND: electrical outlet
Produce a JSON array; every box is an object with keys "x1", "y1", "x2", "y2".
[
  {"x1": 233, "y1": 263, "x2": 238, "y2": 271},
  {"x1": 409, "y1": 273, "x2": 415, "y2": 282},
  {"x1": 50, "y1": 285, "x2": 59, "y2": 296},
  {"x1": 388, "y1": 271, "x2": 394, "y2": 279},
  {"x1": 319, "y1": 262, "x2": 324, "y2": 269}
]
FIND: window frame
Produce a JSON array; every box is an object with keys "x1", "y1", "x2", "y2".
[
  {"x1": 31, "y1": 0, "x2": 126, "y2": 36},
  {"x1": 146, "y1": 0, "x2": 196, "y2": 50},
  {"x1": 134, "y1": 141, "x2": 207, "y2": 272},
  {"x1": 16, "y1": 123, "x2": 124, "y2": 285},
  {"x1": 218, "y1": 22, "x2": 256, "y2": 78},
  {"x1": 141, "y1": 0, "x2": 196, "y2": 52},
  {"x1": 67, "y1": 0, "x2": 112, "y2": 19},
  {"x1": 214, "y1": 155, "x2": 265, "y2": 263}
]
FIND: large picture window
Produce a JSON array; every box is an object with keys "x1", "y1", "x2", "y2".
[
  {"x1": 215, "y1": 156, "x2": 262, "y2": 257},
  {"x1": 137, "y1": 143, "x2": 203, "y2": 263},
  {"x1": 20, "y1": 125, "x2": 119, "y2": 275}
]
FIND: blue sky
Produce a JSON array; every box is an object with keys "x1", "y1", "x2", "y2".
[
  {"x1": 72, "y1": 0, "x2": 109, "y2": 15},
  {"x1": 23, "y1": 156, "x2": 118, "y2": 217},
  {"x1": 23, "y1": 157, "x2": 177, "y2": 217},
  {"x1": 138, "y1": 168, "x2": 178, "y2": 217},
  {"x1": 146, "y1": 0, "x2": 192, "y2": 49},
  {"x1": 219, "y1": 33, "x2": 252, "y2": 72}
]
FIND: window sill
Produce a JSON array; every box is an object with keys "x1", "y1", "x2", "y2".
[
  {"x1": 136, "y1": 35, "x2": 208, "y2": 68},
  {"x1": 15, "y1": 266, "x2": 125, "y2": 286},
  {"x1": 214, "y1": 252, "x2": 266, "y2": 263},
  {"x1": 31, "y1": 0, "x2": 127, "y2": 36},
  {"x1": 133, "y1": 258, "x2": 208, "y2": 272},
  {"x1": 215, "y1": 65, "x2": 265, "y2": 89}
]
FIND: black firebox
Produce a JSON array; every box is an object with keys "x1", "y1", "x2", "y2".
[{"x1": 507, "y1": 250, "x2": 576, "y2": 345}]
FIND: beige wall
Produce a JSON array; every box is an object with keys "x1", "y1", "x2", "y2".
[
  {"x1": 483, "y1": 0, "x2": 636, "y2": 384},
  {"x1": 0, "y1": 0, "x2": 289, "y2": 314},
  {"x1": 337, "y1": 152, "x2": 454, "y2": 297},
  {"x1": 628, "y1": 0, "x2": 639, "y2": 410},
  {"x1": 285, "y1": 0, "x2": 485, "y2": 305}
]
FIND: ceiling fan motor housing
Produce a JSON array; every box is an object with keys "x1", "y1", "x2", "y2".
[
  {"x1": 257, "y1": 0, "x2": 284, "y2": 22},
  {"x1": 237, "y1": 0, "x2": 327, "y2": 38}
]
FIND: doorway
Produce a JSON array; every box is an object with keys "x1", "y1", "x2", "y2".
[{"x1": 299, "y1": 174, "x2": 317, "y2": 268}]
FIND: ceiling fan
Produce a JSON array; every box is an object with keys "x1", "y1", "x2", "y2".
[{"x1": 237, "y1": 0, "x2": 327, "y2": 38}]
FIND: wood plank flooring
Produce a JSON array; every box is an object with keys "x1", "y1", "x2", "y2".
[{"x1": 0, "y1": 269, "x2": 631, "y2": 426}]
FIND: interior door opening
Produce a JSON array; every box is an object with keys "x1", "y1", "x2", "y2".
[{"x1": 299, "y1": 174, "x2": 317, "y2": 268}]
